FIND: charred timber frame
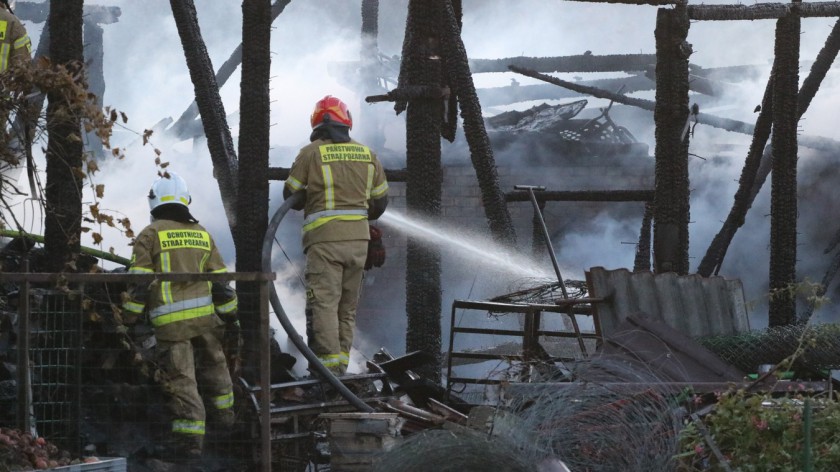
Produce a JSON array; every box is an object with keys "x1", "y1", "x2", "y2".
[
  {"x1": 769, "y1": 12, "x2": 800, "y2": 327},
  {"x1": 653, "y1": 6, "x2": 691, "y2": 275}
]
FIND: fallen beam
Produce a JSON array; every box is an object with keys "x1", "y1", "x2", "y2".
[{"x1": 470, "y1": 54, "x2": 659, "y2": 74}]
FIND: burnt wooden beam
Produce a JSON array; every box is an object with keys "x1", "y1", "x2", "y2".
[
  {"x1": 653, "y1": 6, "x2": 691, "y2": 275},
  {"x1": 769, "y1": 11, "x2": 800, "y2": 327},
  {"x1": 366, "y1": 85, "x2": 449, "y2": 103},
  {"x1": 402, "y1": 0, "x2": 444, "y2": 380},
  {"x1": 470, "y1": 54, "x2": 659, "y2": 74},
  {"x1": 687, "y1": 2, "x2": 840, "y2": 20},
  {"x1": 504, "y1": 190, "x2": 654, "y2": 202}
]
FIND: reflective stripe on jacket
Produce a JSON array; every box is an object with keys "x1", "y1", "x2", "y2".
[
  {"x1": 285, "y1": 139, "x2": 388, "y2": 248},
  {"x1": 122, "y1": 219, "x2": 235, "y2": 341}
]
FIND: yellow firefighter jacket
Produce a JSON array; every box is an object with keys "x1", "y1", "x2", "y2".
[
  {"x1": 0, "y1": 8, "x2": 30, "y2": 73},
  {"x1": 122, "y1": 219, "x2": 236, "y2": 342},
  {"x1": 284, "y1": 138, "x2": 388, "y2": 249}
]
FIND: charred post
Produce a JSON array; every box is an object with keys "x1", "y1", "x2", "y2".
[
  {"x1": 235, "y1": 0, "x2": 272, "y2": 374},
  {"x1": 44, "y1": 0, "x2": 84, "y2": 272},
  {"x1": 769, "y1": 11, "x2": 800, "y2": 326},
  {"x1": 402, "y1": 0, "x2": 444, "y2": 379},
  {"x1": 653, "y1": 6, "x2": 691, "y2": 274}
]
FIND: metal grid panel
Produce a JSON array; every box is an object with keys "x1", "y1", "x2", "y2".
[{"x1": 30, "y1": 289, "x2": 81, "y2": 451}]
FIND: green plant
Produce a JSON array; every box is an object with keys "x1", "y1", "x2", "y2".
[{"x1": 676, "y1": 389, "x2": 840, "y2": 471}]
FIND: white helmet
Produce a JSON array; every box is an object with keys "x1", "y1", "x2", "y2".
[{"x1": 148, "y1": 172, "x2": 191, "y2": 211}]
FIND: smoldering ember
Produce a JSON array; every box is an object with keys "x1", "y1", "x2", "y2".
[{"x1": 2, "y1": 0, "x2": 840, "y2": 471}]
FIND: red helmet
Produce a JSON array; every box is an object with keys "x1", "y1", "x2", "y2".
[{"x1": 310, "y1": 95, "x2": 352, "y2": 129}]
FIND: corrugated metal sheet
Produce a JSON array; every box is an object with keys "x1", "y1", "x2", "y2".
[{"x1": 586, "y1": 267, "x2": 750, "y2": 338}]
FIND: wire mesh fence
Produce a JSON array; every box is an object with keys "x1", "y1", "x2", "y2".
[
  {"x1": 697, "y1": 323, "x2": 840, "y2": 374},
  {"x1": 0, "y1": 271, "x2": 274, "y2": 472}
]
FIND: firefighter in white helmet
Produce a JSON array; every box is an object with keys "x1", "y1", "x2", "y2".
[
  {"x1": 283, "y1": 95, "x2": 388, "y2": 376},
  {"x1": 122, "y1": 172, "x2": 239, "y2": 463}
]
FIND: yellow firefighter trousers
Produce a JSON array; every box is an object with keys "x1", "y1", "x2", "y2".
[
  {"x1": 156, "y1": 328, "x2": 234, "y2": 451},
  {"x1": 305, "y1": 239, "x2": 368, "y2": 375}
]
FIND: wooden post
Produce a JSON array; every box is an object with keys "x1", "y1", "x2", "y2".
[
  {"x1": 653, "y1": 5, "x2": 691, "y2": 274},
  {"x1": 769, "y1": 8, "x2": 801, "y2": 326}
]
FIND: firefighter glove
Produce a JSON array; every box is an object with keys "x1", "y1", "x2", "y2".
[
  {"x1": 365, "y1": 225, "x2": 386, "y2": 270},
  {"x1": 128, "y1": 323, "x2": 156, "y2": 351}
]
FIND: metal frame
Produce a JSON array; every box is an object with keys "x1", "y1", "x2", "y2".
[
  {"x1": 445, "y1": 298, "x2": 602, "y2": 399},
  {"x1": 0, "y1": 271, "x2": 275, "y2": 472}
]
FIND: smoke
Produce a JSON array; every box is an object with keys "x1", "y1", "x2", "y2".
[{"x1": 5, "y1": 1, "x2": 840, "y2": 363}]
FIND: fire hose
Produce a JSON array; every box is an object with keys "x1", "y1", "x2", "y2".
[{"x1": 261, "y1": 191, "x2": 373, "y2": 412}]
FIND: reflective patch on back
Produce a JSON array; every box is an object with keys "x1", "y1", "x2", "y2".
[
  {"x1": 157, "y1": 229, "x2": 212, "y2": 251},
  {"x1": 0, "y1": 21, "x2": 7, "y2": 41},
  {"x1": 319, "y1": 143, "x2": 371, "y2": 163}
]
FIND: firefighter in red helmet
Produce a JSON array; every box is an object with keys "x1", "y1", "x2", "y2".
[{"x1": 283, "y1": 95, "x2": 388, "y2": 375}]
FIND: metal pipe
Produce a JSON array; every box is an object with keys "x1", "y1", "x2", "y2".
[
  {"x1": 261, "y1": 191, "x2": 373, "y2": 412},
  {"x1": 514, "y1": 185, "x2": 568, "y2": 298}
]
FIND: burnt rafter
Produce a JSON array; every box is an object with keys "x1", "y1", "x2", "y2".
[
  {"x1": 509, "y1": 64, "x2": 840, "y2": 153},
  {"x1": 470, "y1": 54, "x2": 663, "y2": 74},
  {"x1": 687, "y1": 2, "x2": 840, "y2": 20}
]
